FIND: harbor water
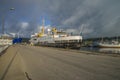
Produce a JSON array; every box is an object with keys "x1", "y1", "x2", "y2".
[{"x1": 80, "y1": 47, "x2": 120, "y2": 54}]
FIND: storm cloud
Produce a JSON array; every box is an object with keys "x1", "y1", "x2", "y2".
[{"x1": 0, "y1": 0, "x2": 120, "y2": 38}]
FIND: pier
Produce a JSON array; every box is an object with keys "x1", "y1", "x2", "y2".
[{"x1": 0, "y1": 44, "x2": 120, "y2": 80}]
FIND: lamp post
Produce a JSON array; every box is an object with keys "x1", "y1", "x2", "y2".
[
  {"x1": 2, "y1": 16, "x2": 4, "y2": 34},
  {"x1": 1, "y1": 8, "x2": 15, "y2": 35}
]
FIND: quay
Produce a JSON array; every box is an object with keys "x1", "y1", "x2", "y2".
[{"x1": 0, "y1": 44, "x2": 120, "y2": 80}]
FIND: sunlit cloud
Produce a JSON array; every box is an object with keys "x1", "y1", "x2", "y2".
[{"x1": 20, "y1": 22, "x2": 29, "y2": 29}]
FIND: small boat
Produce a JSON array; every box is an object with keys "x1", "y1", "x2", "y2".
[{"x1": 93, "y1": 40, "x2": 120, "y2": 48}]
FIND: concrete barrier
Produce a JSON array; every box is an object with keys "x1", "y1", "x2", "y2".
[{"x1": 0, "y1": 45, "x2": 9, "y2": 56}]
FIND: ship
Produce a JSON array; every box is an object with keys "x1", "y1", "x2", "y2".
[{"x1": 30, "y1": 20, "x2": 82, "y2": 49}]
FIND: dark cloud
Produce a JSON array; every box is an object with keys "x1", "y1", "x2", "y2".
[{"x1": 0, "y1": 0, "x2": 120, "y2": 38}]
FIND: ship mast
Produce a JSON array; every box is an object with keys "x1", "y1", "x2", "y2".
[{"x1": 42, "y1": 18, "x2": 45, "y2": 34}]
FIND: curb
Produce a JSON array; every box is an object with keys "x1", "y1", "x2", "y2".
[{"x1": 0, "y1": 45, "x2": 9, "y2": 56}]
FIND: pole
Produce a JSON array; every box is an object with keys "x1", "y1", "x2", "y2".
[
  {"x1": 2, "y1": 16, "x2": 5, "y2": 34},
  {"x1": 1, "y1": 8, "x2": 15, "y2": 35}
]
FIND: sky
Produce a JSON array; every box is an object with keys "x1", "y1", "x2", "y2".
[{"x1": 0, "y1": 0, "x2": 120, "y2": 38}]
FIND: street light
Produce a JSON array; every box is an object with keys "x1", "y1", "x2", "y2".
[
  {"x1": 2, "y1": 8, "x2": 15, "y2": 35},
  {"x1": 10, "y1": 8, "x2": 15, "y2": 10}
]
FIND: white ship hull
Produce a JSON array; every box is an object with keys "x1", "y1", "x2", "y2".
[
  {"x1": 98, "y1": 43, "x2": 120, "y2": 48},
  {"x1": 30, "y1": 35, "x2": 82, "y2": 49},
  {"x1": 54, "y1": 36, "x2": 82, "y2": 48}
]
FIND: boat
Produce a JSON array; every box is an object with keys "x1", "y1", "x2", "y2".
[
  {"x1": 92, "y1": 40, "x2": 120, "y2": 48},
  {"x1": 30, "y1": 20, "x2": 82, "y2": 49},
  {"x1": 30, "y1": 28, "x2": 82, "y2": 49},
  {"x1": 0, "y1": 34, "x2": 13, "y2": 46},
  {"x1": 97, "y1": 41, "x2": 120, "y2": 48}
]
